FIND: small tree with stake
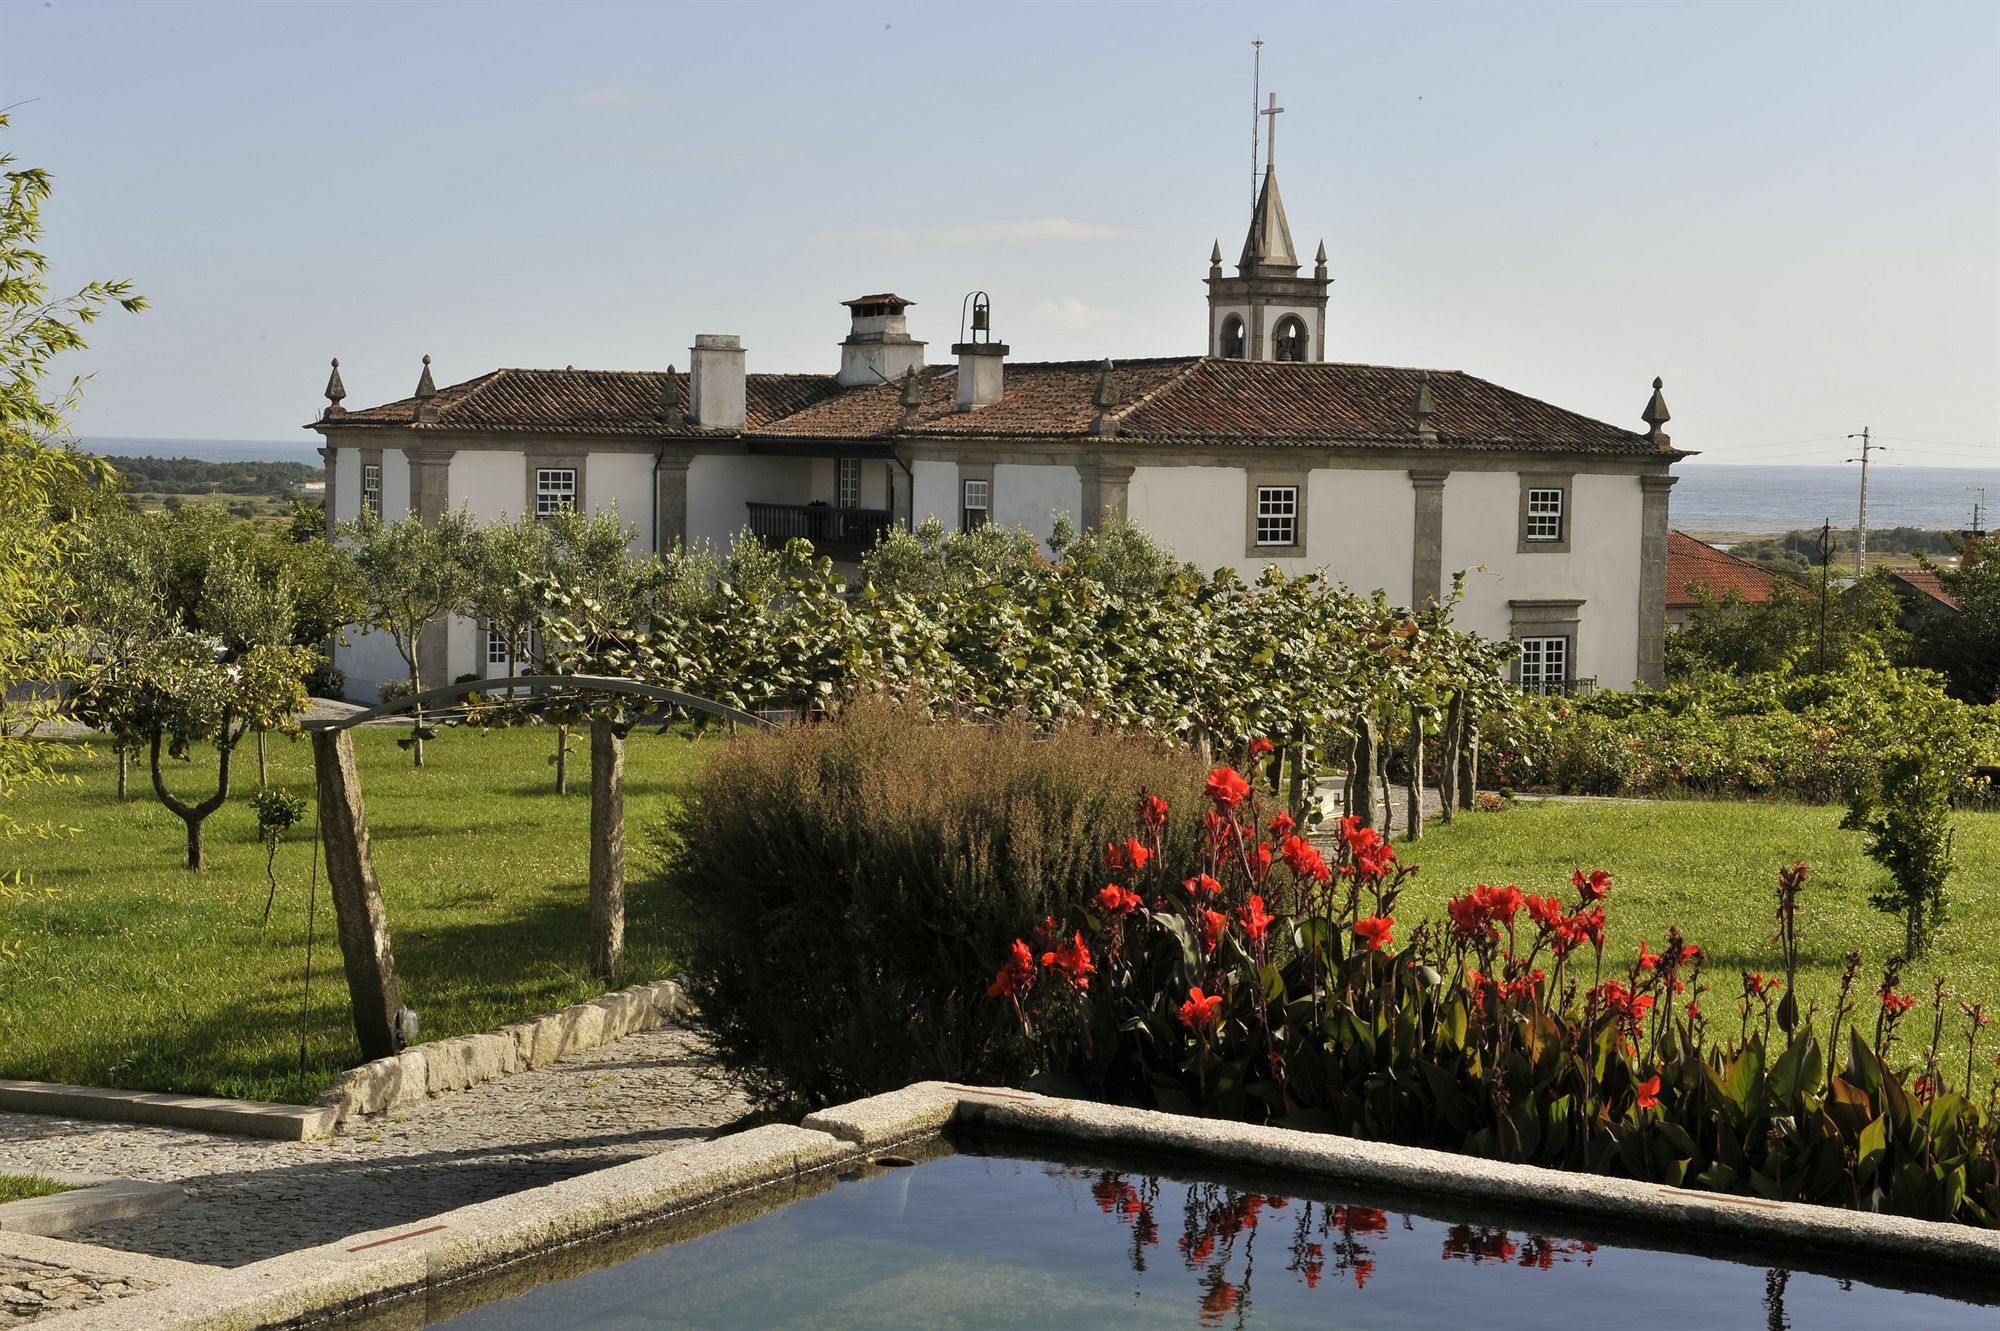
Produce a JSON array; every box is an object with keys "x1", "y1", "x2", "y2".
[
  {"x1": 252, "y1": 784, "x2": 307, "y2": 925},
  {"x1": 343, "y1": 506, "x2": 478, "y2": 767}
]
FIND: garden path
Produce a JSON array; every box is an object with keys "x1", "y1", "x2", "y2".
[{"x1": 0, "y1": 1025, "x2": 753, "y2": 1270}]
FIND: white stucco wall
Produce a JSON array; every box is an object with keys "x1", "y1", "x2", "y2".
[
  {"x1": 686, "y1": 454, "x2": 811, "y2": 553},
  {"x1": 588, "y1": 453, "x2": 657, "y2": 556},
  {"x1": 334, "y1": 626, "x2": 412, "y2": 704},
  {"x1": 993, "y1": 463, "x2": 1081, "y2": 549},
  {"x1": 449, "y1": 451, "x2": 528, "y2": 524},
  {"x1": 1128, "y1": 465, "x2": 1243, "y2": 571},
  {"x1": 329, "y1": 448, "x2": 360, "y2": 525},
  {"x1": 379, "y1": 448, "x2": 410, "y2": 519},
  {"x1": 912, "y1": 459, "x2": 957, "y2": 530},
  {"x1": 1307, "y1": 468, "x2": 1413, "y2": 601}
]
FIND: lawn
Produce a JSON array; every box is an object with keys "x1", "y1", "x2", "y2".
[
  {"x1": 1396, "y1": 797, "x2": 2000, "y2": 1080},
  {"x1": 0, "y1": 1173, "x2": 74, "y2": 1203},
  {"x1": 0, "y1": 724, "x2": 710, "y2": 1104}
]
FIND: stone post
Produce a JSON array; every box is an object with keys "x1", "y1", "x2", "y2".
[
  {"x1": 1076, "y1": 459, "x2": 1136, "y2": 531},
  {"x1": 655, "y1": 452, "x2": 692, "y2": 554},
  {"x1": 1438, "y1": 690, "x2": 1463, "y2": 824},
  {"x1": 409, "y1": 448, "x2": 456, "y2": 692},
  {"x1": 1408, "y1": 470, "x2": 1448, "y2": 609},
  {"x1": 1637, "y1": 474, "x2": 1677, "y2": 687},
  {"x1": 588, "y1": 718, "x2": 626, "y2": 984},
  {"x1": 1458, "y1": 724, "x2": 1478, "y2": 810},
  {"x1": 1405, "y1": 707, "x2": 1425, "y2": 842},
  {"x1": 312, "y1": 728, "x2": 402, "y2": 1061},
  {"x1": 1350, "y1": 717, "x2": 1378, "y2": 830}
]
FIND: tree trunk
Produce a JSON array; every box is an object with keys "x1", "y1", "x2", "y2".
[
  {"x1": 1377, "y1": 723, "x2": 1395, "y2": 837},
  {"x1": 1287, "y1": 744, "x2": 1309, "y2": 821},
  {"x1": 407, "y1": 642, "x2": 425, "y2": 769},
  {"x1": 257, "y1": 729, "x2": 269, "y2": 788},
  {"x1": 149, "y1": 725, "x2": 234, "y2": 872},
  {"x1": 313, "y1": 728, "x2": 404, "y2": 1060},
  {"x1": 1405, "y1": 707, "x2": 1425, "y2": 842},
  {"x1": 1438, "y1": 691, "x2": 1463, "y2": 825},
  {"x1": 1350, "y1": 718, "x2": 1378, "y2": 830},
  {"x1": 555, "y1": 724, "x2": 571, "y2": 795},
  {"x1": 588, "y1": 718, "x2": 626, "y2": 984},
  {"x1": 1458, "y1": 723, "x2": 1479, "y2": 810},
  {"x1": 116, "y1": 745, "x2": 130, "y2": 802}
]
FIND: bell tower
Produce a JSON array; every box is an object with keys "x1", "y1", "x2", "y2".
[{"x1": 1206, "y1": 93, "x2": 1330, "y2": 361}]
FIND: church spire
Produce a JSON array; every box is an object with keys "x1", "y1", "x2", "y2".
[{"x1": 1238, "y1": 166, "x2": 1299, "y2": 276}]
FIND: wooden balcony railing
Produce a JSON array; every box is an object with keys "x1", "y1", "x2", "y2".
[{"x1": 745, "y1": 502, "x2": 895, "y2": 560}]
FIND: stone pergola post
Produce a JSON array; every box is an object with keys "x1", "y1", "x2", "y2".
[
  {"x1": 312, "y1": 728, "x2": 403, "y2": 1061},
  {"x1": 588, "y1": 717, "x2": 626, "y2": 984}
]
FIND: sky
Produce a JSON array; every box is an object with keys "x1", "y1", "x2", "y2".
[{"x1": 4, "y1": 0, "x2": 1996, "y2": 470}]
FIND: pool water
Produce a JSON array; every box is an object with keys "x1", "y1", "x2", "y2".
[{"x1": 429, "y1": 1149, "x2": 1997, "y2": 1330}]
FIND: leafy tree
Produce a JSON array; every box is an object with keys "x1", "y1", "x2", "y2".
[
  {"x1": 468, "y1": 514, "x2": 554, "y2": 681},
  {"x1": 535, "y1": 506, "x2": 643, "y2": 793},
  {"x1": 1912, "y1": 537, "x2": 2000, "y2": 704},
  {"x1": 1845, "y1": 749, "x2": 1959, "y2": 958},
  {"x1": 342, "y1": 506, "x2": 479, "y2": 766},
  {"x1": 1666, "y1": 569, "x2": 1906, "y2": 680}
]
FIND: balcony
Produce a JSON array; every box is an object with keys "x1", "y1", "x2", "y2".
[
  {"x1": 1518, "y1": 676, "x2": 1598, "y2": 698},
  {"x1": 746, "y1": 502, "x2": 895, "y2": 560}
]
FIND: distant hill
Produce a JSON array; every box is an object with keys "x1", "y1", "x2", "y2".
[{"x1": 103, "y1": 454, "x2": 322, "y2": 520}]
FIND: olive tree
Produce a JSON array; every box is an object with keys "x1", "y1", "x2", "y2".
[{"x1": 343, "y1": 506, "x2": 478, "y2": 766}]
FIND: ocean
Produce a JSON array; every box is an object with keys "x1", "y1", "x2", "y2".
[{"x1": 80, "y1": 440, "x2": 1999, "y2": 538}]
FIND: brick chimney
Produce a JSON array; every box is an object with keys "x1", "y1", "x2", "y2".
[
  {"x1": 836, "y1": 294, "x2": 925, "y2": 386},
  {"x1": 689, "y1": 334, "x2": 745, "y2": 431}
]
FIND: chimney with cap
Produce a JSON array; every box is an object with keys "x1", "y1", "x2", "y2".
[
  {"x1": 837, "y1": 294, "x2": 925, "y2": 386},
  {"x1": 689, "y1": 334, "x2": 746, "y2": 431},
  {"x1": 951, "y1": 292, "x2": 1008, "y2": 410}
]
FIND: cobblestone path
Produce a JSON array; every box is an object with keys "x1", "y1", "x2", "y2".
[{"x1": 0, "y1": 1026, "x2": 754, "y2": 1269}]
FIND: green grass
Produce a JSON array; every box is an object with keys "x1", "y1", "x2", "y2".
[
  {"x1": 1, "y1": 726, "x2": 709, "y2": 1103},
  {"x1": 0, "y1": 1173, "x2": 76, "y2": 1203},
  {"x1": 1397, "y1": 797, "x2": 2000, "y2": 1080}
]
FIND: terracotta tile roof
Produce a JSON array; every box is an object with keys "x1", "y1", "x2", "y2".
[
  {"x1": 316, "y1": 368, "x2": 841, "y2": 436},
  {"x1": 1665, "y1": 530, "x2": 1784, "y2": 608},
  {"x1": 1888, "y1": 568, "x2": 1960, "y2": 610},
  {"x1": 841, "y1": 293, "x2": 915, "y2": 307},
  {"x1": 314, "y1": 357, "x2": 1663, "y2": 456}
]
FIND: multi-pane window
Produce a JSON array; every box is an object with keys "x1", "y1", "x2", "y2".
[
  {"x1": 1525, "y1": 487, "x2": 1565, "y2": 542},
  {"x1": 1255, "y1": 485, "x2": 1299, "y2": 547},
  {"x1": 961, "y1": 478, "x2": 990, "y2": 531},
  {"x1": 360, "y1": 463, "x2": 382, "y2": 516},
  {"x1": 535, "y1": 468, "x2": 577, "y2": 518},
  {"x1": 1519, "y1": 635, "x2": 1570, "y2": 693},
  {"x1": 486, "y1": 627, "x2": 510, "y2": 667},
  {"x1": 836, "y1": 458, "x2": 860, "y2": 509}
]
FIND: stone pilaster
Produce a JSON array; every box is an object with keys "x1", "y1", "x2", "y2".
[
  {"x1": 1408, "y1": 469, "x2": 1449, "y2": 609},
  {"x1": 319, "y1": 446, "x2": 338, "y2": 539},
  {"x1": 655, "y1": 452, "x2": 693, "y2": 553},
  {"x1": 1076, "y1": 459, "x2": 1135, "y2": 531},
  {"x1": 1637, "y1": 474, "x2": 1677, "y2": 687},
  {"x1": 406, "y1": 447, "x2": 455, "y2": 525}
]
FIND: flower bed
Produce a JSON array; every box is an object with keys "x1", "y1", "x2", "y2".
[{"x1": 993, "y1": 758, "x2": 2000, "y2": 1227}]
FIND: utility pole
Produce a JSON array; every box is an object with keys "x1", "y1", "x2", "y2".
[
  {"x1": 1845, "y1": 427, "x2": 1880, "y2": 576},
  {"x1": 1816, "y1": 519, "x2": 1833, "y2": 674},
  {"x1": 1973, "y1": 486, "x2": 1988, "y2": 539},
  {"x1": 1251, "y1": 39, "x2": 1264, "y2": 211}
]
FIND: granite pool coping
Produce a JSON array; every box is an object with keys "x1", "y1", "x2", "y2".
[{"x1": 39, "y1": 1082, "x2": 2000, "y2": 1329}]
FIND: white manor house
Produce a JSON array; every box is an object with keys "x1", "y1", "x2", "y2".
[{"x1": 312, "y1": 157, "x2": 1683, "y2": 702}]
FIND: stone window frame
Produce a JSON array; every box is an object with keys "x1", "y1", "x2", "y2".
[
  {"x1": 359, "y1": 449, "x2": 383, "y2": 518},
  {"x1": 959, "y1": 464, "x2": 993, "y2": 531},
  {"x1": 1508, "y1": 598, "x2": 1583, "y2": 688},
  {"x1": 1517, "y1": 635, "x2": 1569, "y2": 692},
  {"x1": 1518, "y1": 472, "x2": 1573, "y2": 553},
  {"x1": 1245, "y1": 469, "x2": 1309, "y2": 558},
  {"x1": 527, "y1": 451, "x2": 586, "y2": 519}
]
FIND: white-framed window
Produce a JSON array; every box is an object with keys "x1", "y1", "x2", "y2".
[
  {"x1": 1255, "y1": 485, "x2": 1298, "y2": 547},
  {"x1": 961, "y1": 478, "x2": 990, "y2": 530},
  {"x1": 1519, "y1": 635, "x2": 1569, "y2": 692},
  {"x1": 836, "y1": 458, "x2": 860, "y2": 509},
  {"x1": 1525, "y1": 487, "x2": 1565, "y2": 543},
  {"x1": 485, "y1": 626, "x2": 539, "y2": 672},
  {"x1": 360, "y1": 463, "x2": 382, "y2": 516},
  {"x1": 536, "y1": 467, "x2": 577, "y2": 518}
]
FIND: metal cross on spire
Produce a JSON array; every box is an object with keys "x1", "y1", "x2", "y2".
[{"x1": 1261, "y1": 92, "x2": 1284, "y2": 172}]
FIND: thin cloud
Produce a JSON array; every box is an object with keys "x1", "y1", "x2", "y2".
[
  {"x1": 1035, "y1": 296, "x2": 1121, "y2": 331},
  {"x1": 809, "y1": 217, "x2": 1136, "y2": 255}
]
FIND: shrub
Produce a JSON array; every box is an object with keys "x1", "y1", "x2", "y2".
[
  {"x1": 652, "y1": 700, "x2": 1213, "y2": 1107},
  {"x1": 1844, "y1": 751, "x2": 1958, "y2": 957},
  {"x1": 998, "y1": 770, "x2": 2000, "y2": 1227},
  {"x1": 303, "y1": 659, "x2": 345, "y2": 700}
]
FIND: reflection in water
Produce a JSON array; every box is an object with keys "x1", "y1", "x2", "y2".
[{"x1": 1083, "y1": 1167, "x2": 1604, "y2": 1326}]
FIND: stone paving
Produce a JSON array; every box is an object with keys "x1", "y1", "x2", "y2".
[
  {"x1": 0, "y1": 1253, "x2": 164, "y2": 1327},
  {"x1": 0, "y1": 1025, "x2": 754, "y2": 1270}
]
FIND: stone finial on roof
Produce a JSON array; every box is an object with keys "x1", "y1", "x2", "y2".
[
  {"x1": 1314, "y1": 239, "x2": 1328, "y2": 279},
  {"x1": 1642, "y1": 375, "x2": 1671, "y2": 447},
  {"x1": 1413, "y1": 370, "x2": 1437, "y2": 443},
  {"x1": 1090, "y1": 359, "x2": 1119, "y2": 437},
  {"x1": 415, "y1": 354, "x2": 436, "y2": 399},
  {"x1": 322, "y1": 357, "x2": 346, "y2": 418},
  {"x1": 1209, "y1": 240, "x2": 1223, "y2": 280},
  {"x1": 897, "y1": 365, "x2": 923, "y2": 428},
  {"x1": 657, "y1": 364, "x2": 685, "y2": 427}
]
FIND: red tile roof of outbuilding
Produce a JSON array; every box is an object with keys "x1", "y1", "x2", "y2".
[{"x1": 1665, "y1": 530, "x2": 1784, "y2": 609}]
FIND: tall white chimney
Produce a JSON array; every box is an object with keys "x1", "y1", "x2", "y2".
[
  {"x1": 688, "y1": 334, "x2": 745, "y2": 430},
  {"x1": 836, "y1": 294, "x2": 925, "y2": 386},
  {"x1": 952, "y1": 293, "x2": 1007, "y2": 410}
]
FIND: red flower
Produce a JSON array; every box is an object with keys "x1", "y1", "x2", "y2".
[
  {"x1": 1206, "y1": 766, "x2": 1252, "y2": 806},
  {"x1": 1186, "y1": 873, "x2": 1222, "y2": 898},
  {"x1": 987, "y1": 940, "x2": 1035, "y2": 998},
  {"x1": 1524, "y1": 893, "x2": 1565, "y2": 931},
  {"x1": 1571, "y1": 867, "x2": 1612, "y2": 902},
  {"x1": 1247, "y1": 840, "x2": 1275, "y2": 881},
  {"x1": 1140, "y1": 792, "x2": 1169, "y2": 832},
  {"x1": 1637, "y1": 940, "x2": 1660, "y2": 972},
  {"x1": 1352, "y1": 915, "x2": 1395, "y2": 952},
  {"x1": 1280, "y1": 833, "x2": 1330, "y2": 884},
  {"x1": 1268, "y1": 810, "x2": 1296, "y2": 839},
  {"x1": 1744, "y1": 972, "x2": 1781, "y2": 997},
  {"x1": 1634, "y1": 1073, "x2": 1661, "y2": 1110},
  {"x1": 1107, "y1": 838, "x2": 1152, "y2": 873},
  {"x1": 1179, "y1": 986, "x2": 1225, "y2": 1031},
  {"x1": 1201, "y1": 907, "x2": 1229, "y2": 955},
  {"x1": 1040, "y1": 931, "x2": 1095, "y2": 991},
  {"x1": 1880, "y1": 989, "x2": 1916, "y2": 1018},
  {"x1": 1095, "y1": 883, "x2": 1142, "y2": 917},
  {"x1": 1248, "y1": 737, "x2": 1276, "y2": 758},
  {"x1": 1239, "y1": 894, "x2": 1275, "y2": 944}
]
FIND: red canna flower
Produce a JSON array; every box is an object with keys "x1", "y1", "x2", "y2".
[
  {"x1": 1247, "y1": 840, "x2": 1275, "y2": 881},
  {"x1": 1880, "y1": 989, "x2": 1916, "y2": 1018},
  {"x1": 1206, "y1": 766, "x2": 1252, "y2": 806},
  {"x1": 1040, "y1": 931, "x2": 1095, "y2": 991},
  {"x1": 1179, "y1": 986, "x2": 1225, "y2": 1031},
  {"x1": 1268, "y1": 810, "x2": 1296, "y2": 839},
  {"x1": 1281, "y1": 833, "x2": 1330, "y2": 884},
  {"x1": 1352, "y1": 915, "x2": 1395, "y2": 952},
  {"x1": 1186, "y1": 873, "x2": 1222, "y2": 898},
  {"x1": 1248, "y1": 737, "x2": 1276, "y2": 758},
  {"x1": 1095, "y1": 883, "x2": 1142, "y2": 917},
  {"x1": 1201, "y1": 907, "x2": 1229, "y2": 955},
  {"x1": 1107, "y1": 838, "x2": 1152, "y2": 874},
  {"x1": 1140, "y1": 792, "x2": 1169, "y2": 831},
  {"x1": 1637, "y1": 940, "x2": 1660, "y2": 972},
  {"x1": 1571, "y1": 867, "x2": 1613, "y2": 902},
  {"x1": 1634, "y1": 1073, "x2": 1661, "y2": 1110},
  {"x1": 1240, "y1": 894, "x2": 1275, "y2": 944},
  {"x1": 987, "y1": 940, "x2": 1035, "y2": 998}
]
